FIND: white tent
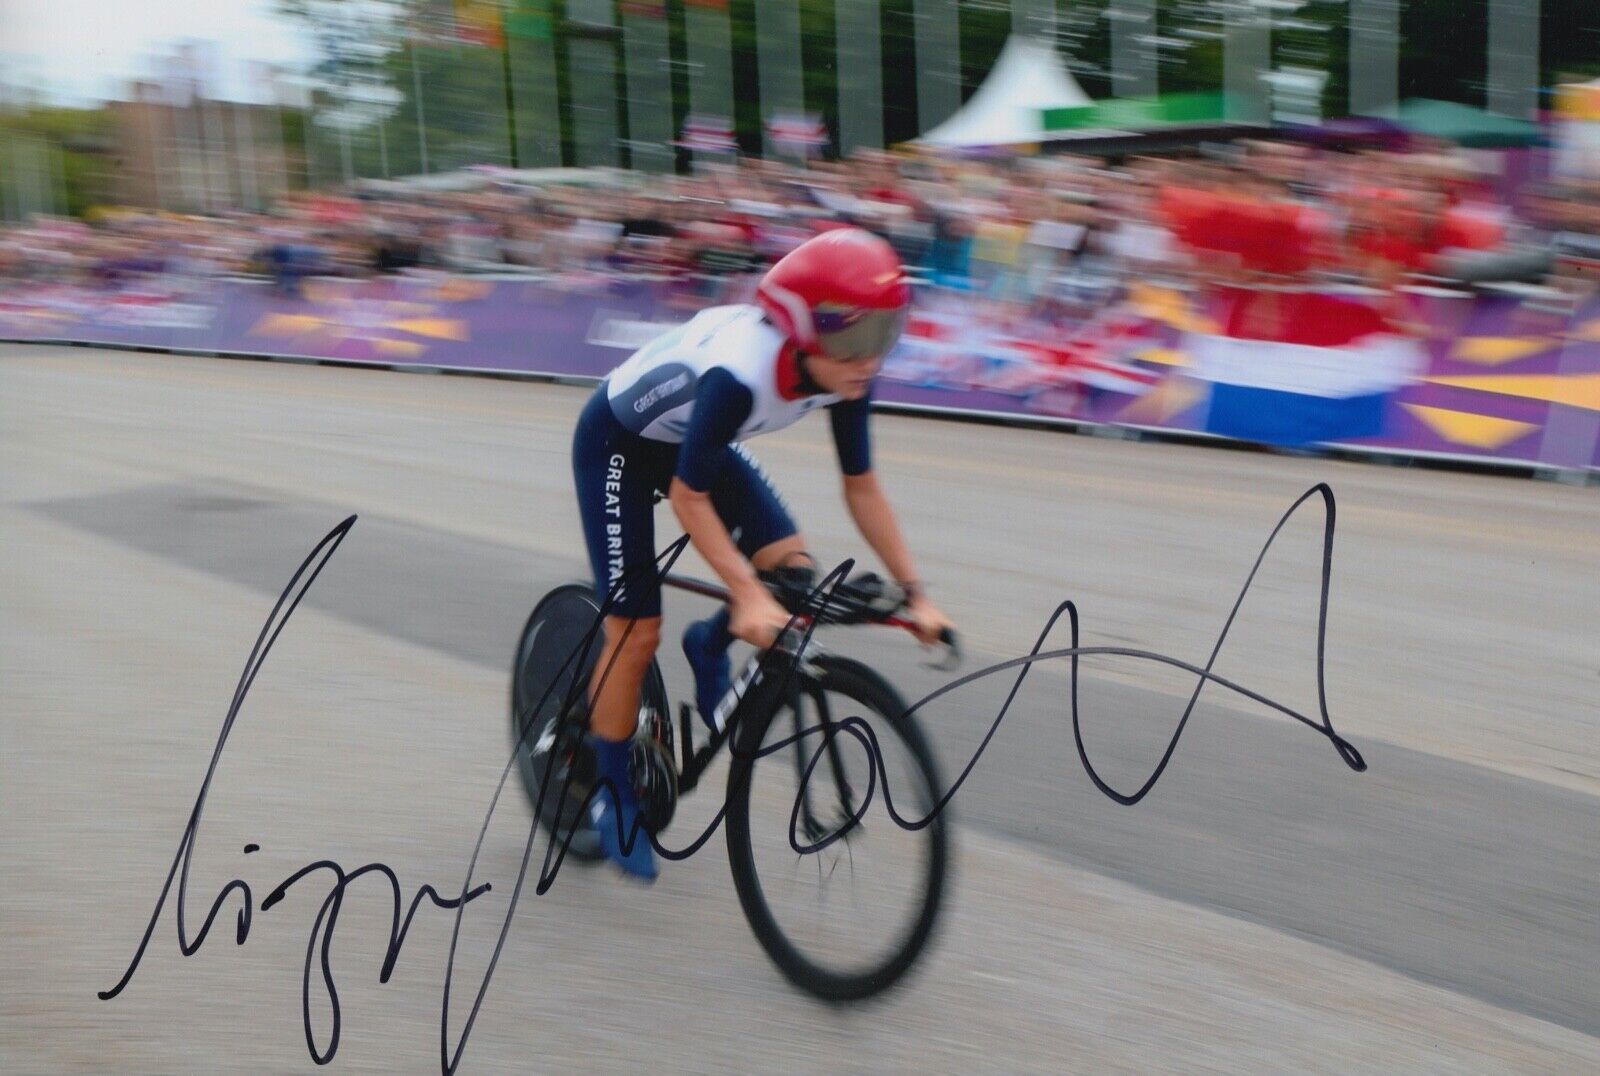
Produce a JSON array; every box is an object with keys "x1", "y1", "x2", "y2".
[{"x1": 913, "y1": 35, "x2": 1094, "y2": 149}]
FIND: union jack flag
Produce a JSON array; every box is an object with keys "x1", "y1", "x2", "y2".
[
  {"x1": 675, "y1": 114, "x2": 737, "y2": 153},
  {"x1": 766, "y1": 112, "x2": 828, "y2": 152}
]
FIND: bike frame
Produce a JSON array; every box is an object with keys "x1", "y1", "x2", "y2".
[{"x1": 658, "y1": 570, "x2": 923, "y2": 795}]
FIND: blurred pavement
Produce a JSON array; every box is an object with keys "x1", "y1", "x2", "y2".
[{"x1": 4, "y1": 345, "x2": 1598, "y2": 1073}]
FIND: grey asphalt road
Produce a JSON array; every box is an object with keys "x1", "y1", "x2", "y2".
[{"x1": 4, "y1": 344, "x2": 1598, "y2": 1074}]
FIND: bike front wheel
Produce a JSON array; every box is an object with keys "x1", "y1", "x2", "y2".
[{"x1": 724, "y1": 654, "x2": 950, "y2": 1002}]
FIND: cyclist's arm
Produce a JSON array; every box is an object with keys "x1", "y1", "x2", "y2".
[
  {"x1": 842, "y1": 459, "x2": 955, "y2": 645},
  {"x1": 830, "y1": 393, "x2": 924, "y2": 600},
  {"x1": 667, "y1": 369, "x2": 764, "y2": 601},
  {"x1": 841, "y1": 470, "x2": 924, "y2": 601}
]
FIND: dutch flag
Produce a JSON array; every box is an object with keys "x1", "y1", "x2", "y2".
[{"x1": 1186, "y1": 286, "x2": 1424, "y2": 447}]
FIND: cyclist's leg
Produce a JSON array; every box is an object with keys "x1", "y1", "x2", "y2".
[
  {"x1": 750, "y1": 534, "x2": 814, "y2": 573},
  {"x1": 571, "y1": 388, "x2": 667, "y2": 879},
  {"x1": 588, "y1": 615, "x2": 659, "y2": 740},
  {"x1": 572, "y1": 388, "x2": 670, "y2": 730},
  {"x1": 684, "y1": 444, "x2": 809, "y2": 727},
  {"x1": 711, "y1": 441, "x2": 806, "y2": 567}
]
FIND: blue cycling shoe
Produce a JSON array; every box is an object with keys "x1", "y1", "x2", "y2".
[
  {"x1": 681, "y1": 609, "x2": 733, "y2": 732},
  {"x1": 587, "y1": 735, "x2": 657, "y2": 884}
]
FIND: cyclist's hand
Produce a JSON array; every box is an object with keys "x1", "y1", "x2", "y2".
[
  {"x1": 905, "y1": 595, "x2": 955, "y2": 648},
  {"x1": 729, "y1": 588, "x2": 794, "y2": 650}
]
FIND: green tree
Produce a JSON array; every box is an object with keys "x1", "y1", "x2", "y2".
[{"x1": 3, "y1": 106, "x2": 117, "y2": 216}]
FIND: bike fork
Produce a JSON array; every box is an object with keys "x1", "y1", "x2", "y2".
[{"x1": 678, "y1": 646, "x2": 813, "y2": 793}]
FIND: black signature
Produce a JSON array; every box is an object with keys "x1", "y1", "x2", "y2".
[
  {"x1": 94, "y1": 516, "x2": 492, "y2": 1065},
  {"x1": 101, "y1": 484, "x2": 1364, "y2": 1072}
]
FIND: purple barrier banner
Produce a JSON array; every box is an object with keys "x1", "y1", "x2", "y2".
[
  {"x1": 4, "y1": 274, "x2": 1597, "y2": 472},
  {"x1": 0, "y1": 275, "x2": 676, "y2": 374},
  {"x1": 875, "y1": 283, "x2": 1600, "y2": 473}
]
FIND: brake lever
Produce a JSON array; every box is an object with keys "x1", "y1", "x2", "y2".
[{"x1": 926, "y1": 627, "x2": 962, "y2": 672}]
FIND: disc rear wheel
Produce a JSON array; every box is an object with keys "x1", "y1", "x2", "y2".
[{"x1": 510, "y1": 584, "x2": 667, "y2": 861}]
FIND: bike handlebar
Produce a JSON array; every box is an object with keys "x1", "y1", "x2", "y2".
[
  {"x1": 758, "y1": 565, "x2": 903, "y2": 627},
  {"x1": 662, "y1": 566, "x2": 962, "y2": 669}
]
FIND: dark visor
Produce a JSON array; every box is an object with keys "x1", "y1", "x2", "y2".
[{"x1": 813, "y1": 307, "x2": 909, "y2": 361}]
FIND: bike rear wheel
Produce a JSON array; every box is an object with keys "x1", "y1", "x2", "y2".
[
  {"x1": 724, "y1": 654, "x2": 949, "y2": 1001},
  {"x1": 510, "y1": 583, "x2": 667, "y2": 862}
]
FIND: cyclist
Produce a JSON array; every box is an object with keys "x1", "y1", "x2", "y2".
[{"x1": 571, "y1": 227, "x2": 955, "y2": 882}]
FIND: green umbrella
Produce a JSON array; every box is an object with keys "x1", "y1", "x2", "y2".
[{"x1": 1381, "y1": 98, "x2": 1542, "y2": 148}]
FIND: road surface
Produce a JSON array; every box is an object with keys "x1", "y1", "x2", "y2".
[{"x1": 4, "y1": 344, "x2": 1597, "y2": 1073}]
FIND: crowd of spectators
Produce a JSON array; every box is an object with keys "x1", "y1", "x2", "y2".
[{"x1": 4, "y1": 141, "x2": 1599, "y2": 314}]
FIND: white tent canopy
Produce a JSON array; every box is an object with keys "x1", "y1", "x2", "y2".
[{"x1": 913, "y1": 35, "x2": 1094, "y2": 149}]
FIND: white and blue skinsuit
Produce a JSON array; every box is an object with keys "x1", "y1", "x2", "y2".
[{"x1": 572, "y1": 304, "x2": 872, "y2": 618}]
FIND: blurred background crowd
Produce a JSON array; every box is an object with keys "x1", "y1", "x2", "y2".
[
  {"x1": 7, "y1": 0, "x2": 1600, "y2": 333},
  {"x1": 6, "y1": 142, "x2": 1599, "y2": 315}
]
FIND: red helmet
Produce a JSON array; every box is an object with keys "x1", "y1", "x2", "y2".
[{"x1": 756, "y1": 228, "x2": 911, "y2": 360}]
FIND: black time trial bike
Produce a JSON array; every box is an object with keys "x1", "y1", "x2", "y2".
[{"x1": 510, "y1": 565, "x2": 959, "y2": 1001}]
